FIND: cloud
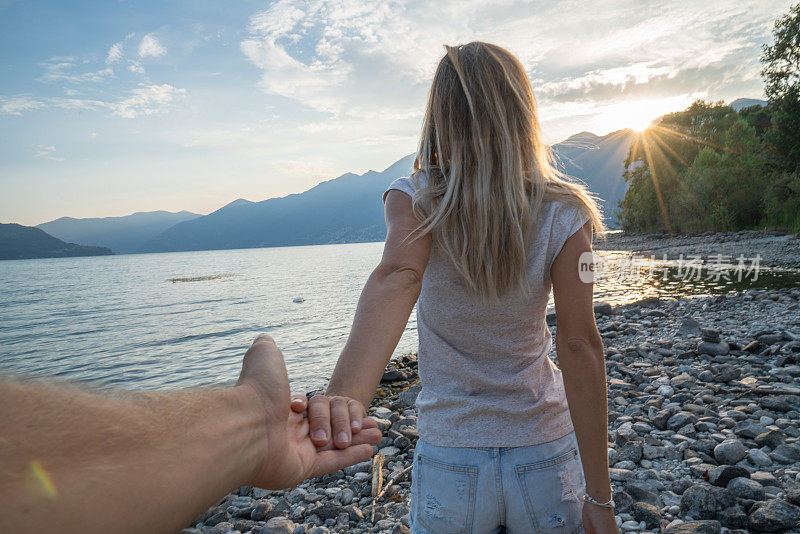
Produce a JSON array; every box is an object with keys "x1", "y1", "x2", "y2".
[
  {"x1": 110, "y1": 83, "x2": 186, "y2": 118},
  {"x1": 239, "y1": 0, "x2": 786, "y2": 143},
  {"x1": 106, "y1": 42, "x2": 123, "y2": 64},
  {"x1": 38, "y1": 58, "x2": 114, "y2": 83},
  {"x1": 33, "y1": 145, "x2": 65, "y2": 162},
  {"x1": 138, "y1": 33, "x2": 166, "y2": 58},
  {"x1": 1, "y1": 86, "x2": 184, "y2": 118},
  {"x1": 128, "y1": 61, "x2": 145, "y2": 74},
  {"x1": 0, "y1": 95, "x2": 46, "y2": 115}
]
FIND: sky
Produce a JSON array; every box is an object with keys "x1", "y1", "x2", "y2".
[{"x1": 0, "y1": 0, "x2": 792, "y2": 226}]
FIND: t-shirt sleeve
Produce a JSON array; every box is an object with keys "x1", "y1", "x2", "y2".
[
  {"x1": 547, "y1": 203, "x2": 591, "y2": 271},
  {"x1": 382, "y1": 176, "x2": 417, "y2": 203}
]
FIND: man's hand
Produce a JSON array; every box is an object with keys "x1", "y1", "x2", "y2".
[{"x1": 235, "y1": 334, "x2": 382, "y2": 489}]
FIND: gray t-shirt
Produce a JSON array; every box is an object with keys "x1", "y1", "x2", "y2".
[{"x1": 384, "y1": 175, "x2": 589, "y2": 447}]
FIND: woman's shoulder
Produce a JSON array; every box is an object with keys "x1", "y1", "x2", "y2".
[{"x1": 383, "y1": 170, "x2": 429, "y2": 201}]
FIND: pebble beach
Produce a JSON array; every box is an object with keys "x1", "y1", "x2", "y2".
[{"x1": 183, "y1": 280, "x2": 800, "y2": 534}]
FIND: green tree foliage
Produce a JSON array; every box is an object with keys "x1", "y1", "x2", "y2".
[{"x1": 616, "y1": 3, "x2": 800, "y2": 233}]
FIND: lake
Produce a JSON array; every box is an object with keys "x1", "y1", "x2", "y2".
[{"x1": 1, "y1": 242, "x2": 799, "y2": 392}]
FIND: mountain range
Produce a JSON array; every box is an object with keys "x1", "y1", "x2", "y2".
[
  {"x1": 25, "y1": 98, "x2": 767, "y2": 257},
  {"x1": 0, "y1": 223, "x2": 113, "y2": 260},
  {"x1": 37, "y1": 210, "x2": 200, "y2": 254}
]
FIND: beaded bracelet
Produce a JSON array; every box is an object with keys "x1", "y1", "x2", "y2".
[{"x1": 583, "y1": 493, "x2": 615, "y2": 509}]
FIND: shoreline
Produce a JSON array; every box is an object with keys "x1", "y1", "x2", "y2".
[
  {"x1": 185, "y1": 285, "x2": 800, "y2": 534},
  {"x1": 594, "y1": 230, "x2": 800, "y2": 270}
]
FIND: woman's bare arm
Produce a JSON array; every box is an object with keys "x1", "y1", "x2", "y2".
[
  {"x1": 551, "y1": 221, "x2": 616, "y2": 531},
  {"x1": 313, "y1": 190, "x2": 431, "y2": 449}
]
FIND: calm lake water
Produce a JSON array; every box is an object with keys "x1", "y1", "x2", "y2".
[{"x1": 1, "y1": 242, "x2": 799, "y2": 392}]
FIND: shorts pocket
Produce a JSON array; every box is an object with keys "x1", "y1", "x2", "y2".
[
  {"x1": 515, "y1": 447, "x2": 585, "y2": 533},
  {"x1": 412, "y1": 453, "x2": 478, "y2": 534}
]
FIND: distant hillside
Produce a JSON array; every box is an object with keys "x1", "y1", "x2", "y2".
[
  {"x1": 729, "y1": 98, "x2": 767, "y2": 111},
  {"x1": 141, "y1": 129, "x2": 637, "y2": 253},
  {"x1": 38, "y1": 210, "x2": 200, "y2": 254},
  {"x1": 552, "y1": 129, "x2": 641, "y2": 221},
  {"x1": 0, "y1": 223, "x2": 113, "y2": 260},
  {"x1": 141, "y1": 155, "x2": 416, "y2": 253}
]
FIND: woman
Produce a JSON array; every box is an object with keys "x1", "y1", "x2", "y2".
[{"x1": 302, "y1": 42, "x2": 616, "y2": 533}]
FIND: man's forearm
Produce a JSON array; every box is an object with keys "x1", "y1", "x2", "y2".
[
  {"x1": 0, "y1": 379, "x2": 266, "y2": 534},
  {"x1": 556, "y1": 336, "x2": 612, "y2": 501},
  {"x1": 327, "y1": 268, "x2": 420, "y2": 406}
]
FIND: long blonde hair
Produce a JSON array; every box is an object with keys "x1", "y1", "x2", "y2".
[{"x1": 411, "y1": 41, "x2": 605, "y2": 300}]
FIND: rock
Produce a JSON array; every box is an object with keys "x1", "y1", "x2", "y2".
[
  {"x1": 772, "y1": 443, "x2": 800, "y2": 463},
  {"x1": 734, "y1": 420, "x2": 768, "y2": 439},
  {"x1": 717, "y1": 505, "x2": 748, "y2": 529},
  {"x1": 709, "y1": 465, "x2": 750, "y2": 488},
  {"x1": 614, "y1": 490, "x2": 635, "y2": 512},
  {"x1": 631, "y1": 501, "x2": 660, "y2": 529},
  {"x1": 208, "y1": 522, "x2": 234, "y2": 534},
  {"x1": 714, "y1": 439, "x2": 748, "y2": 465},
  {"x1": 381, "y1": 369, "x2": 406, "y2": 383},
  {"x1": 678, "y1": 318, "x2": 702, "y2": 336},
  {"x1": 333, "y1": 488, "x2": 355, "y2": 506},
  {"x1": 595, "y1": 302, "x2": 614, "y2": 315},
  {"x1": 698, "y1": 340, "x2": 729, "y2": 355},
  {"x1": 752, "y1": 471, "x2": 779, "y2": 487},
  {"x1": 311, "y1": 505, "x2": 348, "y2": 522},
  {"x1": 664, "y1": 520, "x2": 721, "y2": 534},
  {"x1": 617, "y1": 441, "x2": 644, "y2": 463},
  {"x1": 343, "y1": 461, "x2": 372, "y2": 476},
  {"x1": 205, "y1": 511, "x2": 229, "y2": 527},
  {"x1": 680, "y1": 485, "x2": 717, "y2": 519},
  {"x1": 625, "y1": 483, "x2": 660, "y2": 506},
  {"x1": 396, "y1": 385, "x2": 421, "y2": 408},
  {"x1": 787, "y1": 484, "x2": 800, "y2": 506},
  {"x1": 748, "y1": 448, "x2": 772, "y2": 467},
  {"x1": 747, "y1": 499, "x2": 800, "y2": 532},
  {"x1": 755, "y1": 430, "x2": 786, "y2": 449},
  {"x1": 251, "y1": 501, "x2": 274, "y2": 521},
  {"x1": 727, "y1": 477, "x2": 766, "y2": 501},
  {"x1": 700, "y1": 327, "x2": 721, "y2": 343}
]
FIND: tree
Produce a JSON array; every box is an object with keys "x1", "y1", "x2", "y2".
[{"x1": 761, "y1": 2, "x2": 800, "y2": 172}]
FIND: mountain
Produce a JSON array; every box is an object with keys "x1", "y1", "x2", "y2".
[
  {"x1": 141, "y1": 155, "x2": 416, "y2": 253},
  {"x1": 141, "y1": 129, "x2": 638, "y2": 253},
  {"x1": 0, "y1": 223, "x2": 113, "y2": 260},
  {"x1": 729, "y1": 98, "x2": 767, "y2": 111},
  {"x1": 552, "y1": 128, "x2": 642, "y2": 220},
  {"x1": 38, "y1": 210, "x2": 200, "y2": 254}
]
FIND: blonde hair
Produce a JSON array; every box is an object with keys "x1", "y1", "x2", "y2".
[{"x1": 411, "y1": 41, "x2": 605, "y2": 300}]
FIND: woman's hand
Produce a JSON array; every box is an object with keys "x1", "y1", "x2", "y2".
[
  {"x1": 582, "y1": 502, "x2": 618, "y2": 534},
  {"x1": 290, "y1": 394, "x2": 369, "y2": 449}
]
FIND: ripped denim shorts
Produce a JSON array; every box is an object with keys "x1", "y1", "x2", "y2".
[{"x1": 409, "y1": 430, "x2": 586, "y2": 534}]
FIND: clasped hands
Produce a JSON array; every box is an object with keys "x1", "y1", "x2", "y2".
[{"x1": 235, "y1": 334, "x2": 381, "y2": 490}]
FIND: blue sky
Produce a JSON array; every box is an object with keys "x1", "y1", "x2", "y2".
[{"x1": 0, "y1": 0, "x2": 792, "y2": 226}]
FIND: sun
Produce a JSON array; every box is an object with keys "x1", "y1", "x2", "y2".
[{"x1": 594, "y1": 97, "x2": 696, "y2": 134}]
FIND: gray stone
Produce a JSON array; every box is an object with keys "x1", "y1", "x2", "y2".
[
  {"x1": 755, "y1": 430, "x2": 786, "y2": 449},
  {"x1": 680, "y1": 485, "x2": 717, "y2": 519},
  {"x1": 748, "y1": 448, "x2": 772, "y2": 467},
  {"x1": 709, "y1": 465, "x2": 750, "y2": 488},
  {"x1": 678, "y1": 318, "x2": 702, "y2": 337},
  {"x1": 263, "y1": 517, "x2": 296, "y2": 534},
  {"x1": 664, "y1": 520, "x2": 721, "y2": 534},
  {"x1": 727, "y1": 477, "x2": 766, "y2": 501},
  {"x1": 748, "y1": 499, "x2": 800, "y2": 532},
  {"x1": 396, "y1": 385, "x2": 421, "y2": 408},
  {"x1": 717, "y1": 505, "x2": 748, "y2": 529},
  {"x1": 698, "y1": 340, "x2": 729, "y2": 355},
  {"x1": 714, "y1": 439, "x2": 748, "y2": 465},
  {"x1": 617, "y1": 441, "x2": 644, "y2": 463},
  {"x1": 631, "y1": 501, "x2": 660, "y2": 529}
]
